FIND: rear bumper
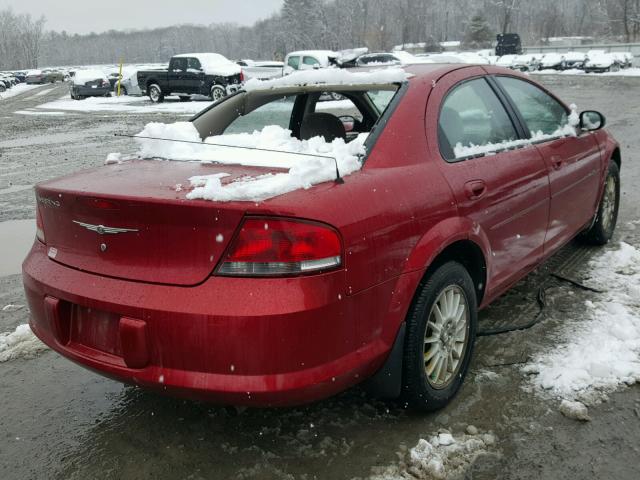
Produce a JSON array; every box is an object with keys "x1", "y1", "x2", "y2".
[
  {"x1": 71, "y1": 86, "x2": 111, "y2": 96},
  {"x1": 23, "y1": 240, "x2": 408, "y2": 406}
]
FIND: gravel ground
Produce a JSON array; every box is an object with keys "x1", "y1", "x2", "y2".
[{"x1": 1, "y1": 78, "x2": 639, "y2": 480}]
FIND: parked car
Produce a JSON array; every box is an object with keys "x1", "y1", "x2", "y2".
[
  {"x1": 70, "y1": 70, "x2": 111, "y2": 99},
  {"x1": 236, "y1": 59, "x2": 284, "y2": 80},
  {"x1": 495, "y1": 33, "x2": 522, "y2": 56},
  {"x1": 112, "y1": 68, "x2": 142, "y2": 96},
  {"x1": 41, "y1": 69, "x2": 67, "y2": 83},
  {"x1": 137, "y1": 53, "x2": 243, "y2": 103},
  {"x1": 562, "y1": 51, "x2": 588, "y2": 70},
  {"x1": 510, "y1": 54, "x2": 542, "y2": 71},
  {"x1": 283, "y1": 50, "x2": 341, "y2": 75},
  {"x1": 25, "y1": 70, "x2": 47, "y2": 84},
  {"x1": 24, "y1": 64, "x2": 620, "y2": 411},
  {"x1": 540, "y1": 53, "x2": 566, "y2": 70},
  {"x1": 584, "y1": 52, "x2": 622, "y2": 73},
  {"x1": 355, "y1": 53, "x2": 402, "y2": 67},
  {"x1": 0, "y1": 78, "x2": 9, "y2": 92},
  {"x1": 12, "y1": 71, "x2": 27, "y2": 82},
  {"x1": 611, "y1": 52, "x2": 633, "y2": 68}
]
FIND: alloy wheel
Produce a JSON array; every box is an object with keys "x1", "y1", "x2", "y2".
[{"x1": 423, "y1": 285, "x2": 470, "y2": 389}]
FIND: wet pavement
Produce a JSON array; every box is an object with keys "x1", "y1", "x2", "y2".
[{"x1": 1, "y1": 78, "x2": 639, "y2": 479}]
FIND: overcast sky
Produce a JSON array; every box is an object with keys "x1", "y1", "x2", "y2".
[{"x1": 0, "y1": 0, "x2": 284, "y2": 34}]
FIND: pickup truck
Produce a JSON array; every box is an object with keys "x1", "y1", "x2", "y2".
[{"x1": 137, "y1": 53, "x2": 244, "y2": 103}]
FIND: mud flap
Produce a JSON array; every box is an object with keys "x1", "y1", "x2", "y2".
[{"x1": 362, "y1": 322, "x2": 405, "y2": 399}]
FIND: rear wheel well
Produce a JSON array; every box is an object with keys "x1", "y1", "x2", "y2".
[
  {"x1": 421, "y1": 240, "x2": 487, "y2": 306},
  {"x1": 611, "y1": 148, "x2": 621, "y2": 169}
]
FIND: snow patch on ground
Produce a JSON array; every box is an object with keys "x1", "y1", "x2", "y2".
[
  {"x1": 132, "y1": 122, "x2": 366, "y2": 202},
  {"x1": 524, "y1": 242, "x2": 640, "y2": 402},
  {"x1": 0, "y1": 83, "x2": 47, "y2": 100},
  {"x1": 36, "y1": 94, "x2": 213, "y2": 114},
  {"x1": 368, "y1": 430, "x2": 497, "y2": 480},
  {"x1": 0, "y1": 324, "x2": 48, "y2": 362}
]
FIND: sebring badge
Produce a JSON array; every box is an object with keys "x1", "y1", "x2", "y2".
[{"x1": 73, "y1": 220, "x2": 139, "y2": 235}]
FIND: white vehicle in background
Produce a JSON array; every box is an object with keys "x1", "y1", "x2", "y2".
[
  {"x1": 584, "y1": 52, "x2": 622, "y2": 73},
  {"x1": 540, "y1": 53, "x2": 566, "y2": 70},
  {"x1": 283, "y1": 50, "x2": 340, "y2": 75},
  {"x1": 391, "y1": 50, "x2": 433, "y2": 64},
  {"x1": 510, "y1": 54, "x2": 542, "y2": 71},
  {"x1": 237, "y1": 59, "x2": 284, "y2": 80},
  {"x1": 562, "y1": 51, "x2": 588, "y2": 70},
  {"x1": 113, "y1": 67, "x2": 142, "y2": 96},
  {"x1": 454, "y1": 52, "x2": 491, "y2": 64}
]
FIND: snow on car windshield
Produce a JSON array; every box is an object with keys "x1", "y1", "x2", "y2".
[{"x1": 133, "y1": 122, "x2": 366, "y2": 202}]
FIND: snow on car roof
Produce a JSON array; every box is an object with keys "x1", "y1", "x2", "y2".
[
  {"x1": 173, "y1": 53, "x2": 241, "y2": 76},
  {"x1": 286, "y1": 50, "x2": 338, "y2": 58},
  {"x1": 243, "y1": 67, "x2": 410, "y2": 92},
  {"x1": 73, "y1": 69, "x2": 108, "y2": 84}
]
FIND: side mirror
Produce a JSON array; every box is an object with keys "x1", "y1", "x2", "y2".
[
  {"x1": 579, "y1": 110, "x2": 606, "y2": 132},
  {"x1": 313, "y1": 63, "x2": 321, "y2": 70},
  {"x1": 339, "y1": 115, "x2": 356, "y2": 132}
]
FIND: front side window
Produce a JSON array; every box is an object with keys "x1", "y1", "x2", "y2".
[
  {"x1": 496, "y1": 76, "x2": 568, "y2": 136},
  {"x1": 287, "y1": 56, "x2": 300, "y2": 70},
  {"x1": 171, "y1": 58, "x2": 187, "y2": 72},
  {"x1": 438, "y1": 78, "x2": 518, "y2": 161}
]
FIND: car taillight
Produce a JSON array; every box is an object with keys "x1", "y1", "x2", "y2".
[
  {"x1": 239, "y1": 71, "x2": 245, "y2": 83},
  {"x1": 36, "y1": 205, "x2": 46, "y2": 244},
  {"x1": 216, "y1": 218, "x2": 342, "y2": 276}
]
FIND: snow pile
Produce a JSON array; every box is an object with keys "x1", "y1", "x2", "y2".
[
  {"x1": 524, "y1": 242, "x2": 640, "y2": 401},
  {"x1": 133, "y1": 122, "x2": 366, "y2": 202},
  {"x1": 453, "y1": 122, "x2": 577, "y2": 159},
  {"x1": 244, "y1": 67, "x2": 409, "y2": 91},
  {"x1": 369, "y1": 430, "x2": 497, "y2": 480},
  {"x1": 559, "y1": 399, "x2": 590, "y2": 421},
  {"x1": 0, "y1": 324, "x2": 48, "y2": 362}
]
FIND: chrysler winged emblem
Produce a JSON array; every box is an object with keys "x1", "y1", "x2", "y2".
[{"x1": 73, "y1": 220, "x2": 139, "y2": 235}]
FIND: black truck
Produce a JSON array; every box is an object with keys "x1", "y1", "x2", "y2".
[
  {"x1": 137, "y1": 53, "x2": 244, "y2": 103},
  {"x1": 495, "y1": 33, "x2": 523, "y2": 56}
]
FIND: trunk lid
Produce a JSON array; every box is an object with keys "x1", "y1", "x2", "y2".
[{"x1": 36, "y1": 159, "x2": 287, "y2": 286}]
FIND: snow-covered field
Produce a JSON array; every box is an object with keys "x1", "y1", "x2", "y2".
[{"x1": 524, "y1": 240, "x2": 640, "y2": 404}]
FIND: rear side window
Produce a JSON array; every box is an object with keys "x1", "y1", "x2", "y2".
[
  {"x1": 187, "y1": 58, "x2": 202, "y2": 70},
  {"x1": 172, "y1": 58, "x2": 187, "y2": 72},
  {"x1": 496, "y1": 76, "x2": 568, "y2": 136},
  {"x1": 438, "y1": 78, "x2": 518, "y2": 161},
  {"x1": 303, "y1": 56, "x2": 320, "y2": 66},
  {"x1": 287, "y1": 56, "x2": 300, "y2": 70}
]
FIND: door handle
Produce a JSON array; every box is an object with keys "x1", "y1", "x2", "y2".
[
  {"x1": 551, "y1": 155, "x2": 564, "y2": 170},
  {"x1": 464, "y1": 180, "x2": 487, "y2": 200}
]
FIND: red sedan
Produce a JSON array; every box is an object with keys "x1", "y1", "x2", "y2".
[{"x1": 23, "y1": 64, "x2": 620, "y2": 410}]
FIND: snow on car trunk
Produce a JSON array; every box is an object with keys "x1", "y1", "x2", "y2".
[
  {"x1": 73, "y1": 69, "x2": 109, "y2": 85},
  {"x1": 132, "y1": 122, "x2": 367, "y2": 202},
  {"x1": 523, "y1": 241, "x2": 640, "y2": 402}
]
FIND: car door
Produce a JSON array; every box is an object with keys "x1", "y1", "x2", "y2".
[
  {"x1": 185, "y1": 57, "x2": 205, "y2": 94},
  {"x1": 168, "y1": 57, "x2": 188, "y2": 93},
  {"x1": 493, "y1": 75, "x2": 602, "y2": 254},
  {"x1": 300, "y1": 56, "x2": 321, "y2": 70},
  {"x1": 429, "y1": 69, "x2": 551, "y2": 297}
]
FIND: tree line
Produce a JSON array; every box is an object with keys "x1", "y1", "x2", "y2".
[{"x1": 1, "y1": 0, "x2": 639, "y2": 70}]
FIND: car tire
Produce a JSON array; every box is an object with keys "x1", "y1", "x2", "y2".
[
  {"x1": 179, "y1": 96, "x2": 191, "y2": 102},
  {"x1": 580, "y1": 161, "x2": 620, "y2": 245},
  {"x1": 0, "y1": 84, "x2": 6, "y2": 93},
  {"x1": 148, "y1": 84, "x2": 164, "y2": 103},
  {"x1": 210, "y1": 85, "x2": 226, "y2": 102},
  {"x1": 401, "y1": 261, "x2": 477, "y2": 411}
]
